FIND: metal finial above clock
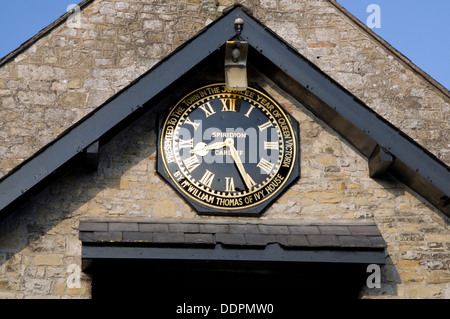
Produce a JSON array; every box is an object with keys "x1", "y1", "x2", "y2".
[{"x1": 225, "y1": 18, "x2": 248, "y2": 91}]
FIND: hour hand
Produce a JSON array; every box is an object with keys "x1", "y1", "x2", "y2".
[{"x1": 190, "y1": 141, "x2": 227, "y2": 157}]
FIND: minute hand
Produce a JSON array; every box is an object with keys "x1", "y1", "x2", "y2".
[{"x1": 224, "y1": 138, "x2": 253, "y2": 190}]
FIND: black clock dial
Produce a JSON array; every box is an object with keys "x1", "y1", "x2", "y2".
[{"x1": 158, "y1": 83, "x2": 298, "y2": 215}]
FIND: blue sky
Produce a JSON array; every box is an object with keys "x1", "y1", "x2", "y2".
[
  {"x1": 337, "y1": 0, "x2": 449, "y2": 90},
  {"x1": 0, "y1": 0, "x2": 80, "y2": 57},
  {"x1": 0, "y1": 1, "x2": 448, "y2": 89}
]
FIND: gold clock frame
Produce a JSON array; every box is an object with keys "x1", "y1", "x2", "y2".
[{"x1": 157, "y1": 83, "x2": 299, "y2": 216}]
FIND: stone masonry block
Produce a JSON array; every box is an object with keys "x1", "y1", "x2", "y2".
[
  {"x1": 109, "y1": 222, "x2": 139, "y2": 232},
  {"x1": 93, "y1": 231, "x2": 122, "y2": 242},
  {"x1": 34, "y1": 254, "x2": 63, "y2": 266},
  {"x1": 153, "y1": 232, "x2": 185, "y2": 243},
  {"x1": 199, "y1": 224, "x2": 230, "y2": 234},
  {"x1": 307, "y1": 234, "x2": 340, "y2": 247},
  {"x1": 228, "y1": 224, "x2": 260, "y2": 234},
  {"x1": 138, "y1": 223, "x2": 169, "y2": 232},
  {"x1": 79, "y1": 222, "x2": 108, "y2": 232},
  {"x1": 348, "y1": 225, "x2": 381, "y2": 236},
  {"x1": 123, "y1": 231, "x2": 154, "y2": 242},
  {"x1": 288, "y1": 225, "x2": 320, "y2": 235},
  {"x1": 79, "y1": 232, "x2": 96, "y2": 242},
  {"x1": 244, "y1": 234, "x2": 277, "y2": 246},
  {"x1": 168, "y1": 223, "x2": 200, "y2": 233},
  {"x1": 184, "y1": 233, "x2": 215, "y2": 245},
  {"x1": 319, "y1": 225, "x2": 350, "y2": 235},
  {"x1": 258, "y1": 225, "x2": 290, "y2": 234},
  {"x1": 215, "y1": 233, "x2": 246, "y2": 246},
  {"x1": 277, "y1": 235, "x2": 309, "y2": 247},
  {"x1": 369, "y1": 236, "x2": 386, "y2": 248},
  {"x1": 338, "y1": 235, "x2": 373, "y2": 248}
]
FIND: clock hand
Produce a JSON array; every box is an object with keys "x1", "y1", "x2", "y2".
[
  {"x1": 224, "y1": 138, "x2": 253, "y2": 191},
  {"x1": 190, "y1": 141, "x2": 227, "y2": 157}
]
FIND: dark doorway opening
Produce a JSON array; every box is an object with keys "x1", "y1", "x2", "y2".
[{"x1": 89, "y1": 259, "x2": 368, "y2": 303}]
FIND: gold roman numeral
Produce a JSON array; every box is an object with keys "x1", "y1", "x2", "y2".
[
  {"x1": 257, "y1": 158, "x2": 275, "y2": 174},
  {"x1": 199, "y1": 169, "x2": 215, "y2": 188},
  {"x1": 179, "y1": 138, "x2": 194, "y2": 148},
  {"x1": 184, "y1": 116, "x2": 200, "y2": 130},
  {"x1": 199, "y1": 102, "x2": 216, "y2": 118},
  {"x1": 183, "y1": 155, "x2": 200, "y2": 172},
  {"x1": 244, "y1": 105, "x2": 255, "y2": 118},
  {"x1": 225, "y1": 177, "x2": 235, "y2": 192},
  {"x1": 220, "y1": 98, "x2": 237, "y2": 112},
  {"x1": 264, "y1": 141, "x2": 278, "y2": 150},
  {"x1": 258, "y1": 120, "x2": 272, "y2": 131}
]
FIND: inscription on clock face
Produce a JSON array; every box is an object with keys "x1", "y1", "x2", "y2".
[{"x1": 158, "y1": 83, "x2": 299, "y2": 215}]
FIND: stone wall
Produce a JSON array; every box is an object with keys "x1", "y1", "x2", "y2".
[
  {"x1": 1, "y1": 71, "x2": 449, "y2": 298},
  {"x1": 0, "y1": 0, "x2": 449, "y2": 299}
]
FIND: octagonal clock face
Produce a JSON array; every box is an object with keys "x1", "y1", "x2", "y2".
[{"x1": 157, "y1": 83, "x2": 299, "y2": 216}]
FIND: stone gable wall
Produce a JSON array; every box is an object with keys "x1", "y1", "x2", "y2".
[
  {"x1": 0, "y1": 0, "x2": 449, "y2": 299},
  {"x1": 1, "y1": 73, "x2": 449, "y2": 298}
]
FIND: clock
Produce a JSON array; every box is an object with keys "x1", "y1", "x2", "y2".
[{"x1": 157, "y1": 83, "x2": 299, "y2": 216}]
